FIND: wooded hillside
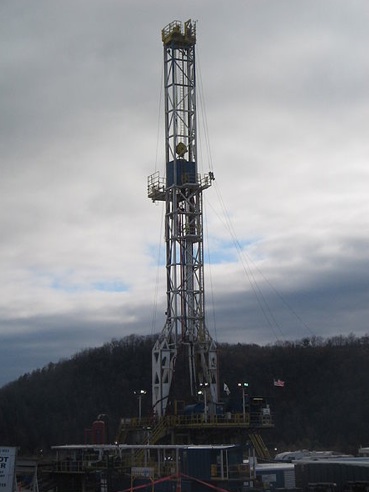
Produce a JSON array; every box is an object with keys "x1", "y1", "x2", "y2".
[{"x1": 1, "y1": 333, "x2": 368, "y2": 456}]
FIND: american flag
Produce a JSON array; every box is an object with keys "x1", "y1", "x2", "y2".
[{"x1": 273, "y1": 379, "x2": 285, "y2": 387}]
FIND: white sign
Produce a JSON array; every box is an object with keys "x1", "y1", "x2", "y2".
[
  {"x1": 131, "y1": 467, "x2": 154, "y2": 478},
  {"x1": 261, "y1": 473, "x2": 277, "y2": 484},
  {"x1": 0, "y1": 447, "x2": 17, "y2": 492}
]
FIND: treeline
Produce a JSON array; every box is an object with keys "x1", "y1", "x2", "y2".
[{"x1": 1, "y1": 333, "x2": 369, "y2": 456}]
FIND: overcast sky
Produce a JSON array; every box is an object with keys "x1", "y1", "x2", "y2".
[{"x1": 1, "y1": 0, "x2": 368, "y2": 388}]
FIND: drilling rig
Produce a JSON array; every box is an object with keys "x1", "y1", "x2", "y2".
[
  {"x1": 117, "y1": 20, "x2": 272, "y2": 455},
  {"x1": 148, "y1": 19, "x2": 218, "y2": 420},
  {"x1": 46, "y1": 24, "x2": 275, "y2": 492}
]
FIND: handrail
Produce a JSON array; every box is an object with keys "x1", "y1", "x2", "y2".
[{"x1": 118, "y1": 410, "x2": 272, "y2": 434}]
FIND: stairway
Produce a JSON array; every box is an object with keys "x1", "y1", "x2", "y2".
[
  {"x1": 147, "y1": 417, "x2": 168, "y2": 445},
  {"x1": 248, "y1": 431, "x2": 271, "y2": 460},
  {"x1": 132, "y1": 417, "x2": 169, "y2": 465}
]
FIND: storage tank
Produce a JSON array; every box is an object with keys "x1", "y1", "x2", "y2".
[{"x1": 92, "y1": 420, "x2": 106, "y2": 444}]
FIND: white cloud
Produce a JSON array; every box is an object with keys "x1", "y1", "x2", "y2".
[{"x1": 0, "y1": 0, "x2": 369, "y2": 386}]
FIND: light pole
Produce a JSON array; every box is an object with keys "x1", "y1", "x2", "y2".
[
  {"x1": 198, "y1": 382, "x2": 209, "y2": 422},
  {"x1": 237, "y1": 382, "x2": 249, "y2": 422},
  {"x1": 134, "y1": 389, "x2": 147, "y2": 421}
]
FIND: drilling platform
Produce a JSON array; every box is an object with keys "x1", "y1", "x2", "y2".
[
  {"x1": 116, "y1": 19, "x2": 272, "y2": 450},
  {"x1": 48, "y1": 20, "x2": 274, "y2": 492}
]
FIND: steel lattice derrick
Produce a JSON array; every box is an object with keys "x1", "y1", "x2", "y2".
[{"x1": 149, "y1": 20, "x2": 217, "y2": 418}]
